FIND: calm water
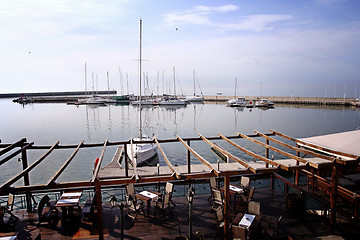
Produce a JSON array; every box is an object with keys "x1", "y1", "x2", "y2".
[{"x1": 1, "y1": 99, "x2": 359, "y2": 186}]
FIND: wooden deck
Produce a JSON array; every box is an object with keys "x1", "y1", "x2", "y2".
[{"x1": 1, "y1": 187, "x2": 353, "y2": 240}]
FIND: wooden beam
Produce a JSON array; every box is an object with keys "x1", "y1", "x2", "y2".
[
  {"x1": 254, "y1": 130, "x2": 335, "y2": 162},
  {"x1": 0, "y1": 142, "x2": 34, "y2": 166},
  {"x1": 153, "y1": 136, "x2": 181, "y2": 179},
  {"x1": 177, "y1": 135, "x2": 220, "y2": 176},
  {"x1": 0, "y1": 141, "x2": 59, "y2": 191},
  {"x1": 47, "y1": 141, "x2": 84, "y2": 185},
  {"x1": 0, "y1": 138, "x2": 26, "y2": 156},
  {"x1": 199, "y1": 134, "x2": 257, "y2": 173},
  {"x1": 237, "y1": 132, "x2": 310, "y2": 166},
  {"x1": 218, "y1": 133, "x2": 286, "y2": 170},
  {"x1": 91, "y1": 140, "x2": 108, "y2": 182},
  {"x1": 270, "y1": 130, "x2": 358, "y2": 164}
]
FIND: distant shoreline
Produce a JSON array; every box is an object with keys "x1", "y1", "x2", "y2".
[{"x1": 1, "y1": 91, "x2": 359, "y2": 106}]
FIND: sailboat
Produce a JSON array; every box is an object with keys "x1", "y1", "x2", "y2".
[
  {"x1": 227, "y1": 78, "x2": 246, "y2": 107},
  {"x1": 186, "y1": 69, "x2": 204, "y2": 102},
  {"x1": 127, "y1": 19, "x2": 158, "y2": 166},
  {"x1": 158, "y1": 67, "x2": 187, "y2": 106}
]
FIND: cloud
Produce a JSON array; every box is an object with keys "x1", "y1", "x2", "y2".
[
  {"x1": 163, "y1": 4, "x2": 238, "y2": 26},
  {"x1": 222, "y1": 14, "x2": 292, "y2": 31},
  {"x1": 163, "y1": 4, "x2": 292, "y2": 32},
  {"x1": 315, "y1": 0, "x2": 346, "y2": 5}
]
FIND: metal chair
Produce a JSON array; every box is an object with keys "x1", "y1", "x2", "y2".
[
  {"x1": 125, "y1": 194, "x2": 144, "y2": 221},
  {"x1": 211, "y1": 189, "x2": 224, "y2": 211},
  {"x1": 1, "y1": 193, "x2": 19, "y2": 224},
  {"x1": 232, "y1": 224, "x2": 248, "y2": 240},
  {"x1": 208, "y1": 177, "x2": 218, "y2": 200},
  {"x1": 262, "y1": 215, "x2": 283, "y2": 238},
  {"x1": 165, "y1": 182, "x2": 175, "y2": 206},
  {"x1": 126, "y1": 183, "x2": 135, "y2": 197},
  {"x1": 237, "y1": 187, "x2": 255, "y2": 211},
  {"x1": 154, "y1": 192, "x2": 172, "y2": 219},
  {"x1": 247, "y1": 201, "x2": 261, "y2": 216},
  {"x1": 240, "y1": 176, "x2": 250, "y2": 189}
]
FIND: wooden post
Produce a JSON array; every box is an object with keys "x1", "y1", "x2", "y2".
[
  {"x1": 95, "y1": 182, "x2": 104, "y2": 240},
  {"x1": 330, "y1": 162, "x2": 339, "y2": 232},
  {"x1": 20, "y1": 140, "x2": 32, "y2": 212},
  {"x1": 311, "y1": 169, "x2": 315, "y2": 194},
  {"x1": 223, "y1": 174, "x2": 230, "y2": 239},
  {"x1": 265, "y1": 139, "x2": 269, "y2": 168},
  {"x1": 124, "y1": 143, "x2": 128, "y2": 178},
  {"x1": 187, "y1": 140, "x2": 191, "y2": 174}
]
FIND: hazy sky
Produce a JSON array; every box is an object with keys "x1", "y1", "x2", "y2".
[{"x1": 1, "y1": 0, "x2": 359, "y2": 97}]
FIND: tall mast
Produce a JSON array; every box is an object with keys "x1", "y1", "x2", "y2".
[
  {"x1": 234, "y1": 78, "x2": 237, "y2": 98},
  {"x1": 84, "y1": 62, "x2": 87, "y2": 97},
  {"x1": 173, "y1": 66, "x2": 176, "y2": 97},
  {"x1": 193, "y1": 69, "x2": 196, "y2": 96},
  {"x1": 139, "y1": 19, "x2": 143, "y2": 138},
  {"x1": 107, "y1": 71, "x2": 110, "y2": 96}
]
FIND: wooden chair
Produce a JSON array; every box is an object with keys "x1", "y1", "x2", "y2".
[
  {"x1": 232, "y1": 224, "x2": 248, "y2": 240},
  {"x1": 125, "y1": 194, "x2": 144, "y2": 221},
  {"x1": 262, "y1": 216, "x2": 283, "y2": 238},
  {"x1": 211, "y1": 189, "x2": 224, "y2": 211},
  {"x1": 154, "y1": 192, "x2": 172, "y2": 219},
  {"x1": 37, "y1": 195, "x2": 58, "y2": 227},
  {"x1": 247, "y1": 201, "x2": 261, "y2": 216},
  {"x1": 165, "y1": 182, "x2": 175, "y2": 206},
  {"x1": 214, "y1": 206, "x2": 225, "y2": 236},
  {"x1": 82, "y1": 193, "x2": 96, "y2": 221},
  {"x1": 208, "y1": 177, "x2": 217, "y2": 200}
]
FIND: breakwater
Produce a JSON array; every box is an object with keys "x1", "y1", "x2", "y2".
[
  {"x1": 204, "y1": 95, "x2": 359, "y2": 106},
  {"x1": 0, "y1": 90, "x2": 117, "y2": 98}
]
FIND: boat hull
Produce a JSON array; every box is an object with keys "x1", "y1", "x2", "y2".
[{"x1": 127, "y1": 137, "x2": 158, "y2": 166}]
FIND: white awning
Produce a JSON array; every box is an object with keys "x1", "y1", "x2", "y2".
[{"x1": 300, "y1": 130, "x2": 360, "y2": 159}]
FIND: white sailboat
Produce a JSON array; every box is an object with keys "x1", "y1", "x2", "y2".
[
  {"x1": 227, "y1": 78, "x2": 246, "y2": 107},
  {"x1": 186, "y1": 69, "x2": 204, "y2": 102},
  {"x1": 158, "y1": 67, "x2": 187, "y2": 106},
  {"x1": 127, "y1": 19, "x2": 158, "y2": 166}
]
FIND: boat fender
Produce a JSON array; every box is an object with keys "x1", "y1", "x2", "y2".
[{"x1": 94, "y1": 158, "x2": 99, "y2": 168}]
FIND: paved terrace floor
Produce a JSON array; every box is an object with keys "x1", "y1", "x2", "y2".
[{"x1": 1, "y1": 187, "x2": 356, "y2": 240}]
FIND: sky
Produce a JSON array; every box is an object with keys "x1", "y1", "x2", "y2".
[{"x1": 0, "y1": 0, "x2": 360, "y2": 97}]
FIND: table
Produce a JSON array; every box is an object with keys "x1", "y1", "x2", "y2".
[
  {"x1": 233, "y1": 212, "x2": 262, "y2": 231},
  {"x1": 56, "y1": 191, "x2": 82, "y2": 220},
  {"x1": 135, "y1": 190, "x2": 161, "y2": 216},
  {"x1": 220, "y1": 185, "x2": 244, "y2": 208}
]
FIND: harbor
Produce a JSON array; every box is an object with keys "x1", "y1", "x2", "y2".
[{"x1": 6, "y1": 92, "x2": 360, "y2": 106}]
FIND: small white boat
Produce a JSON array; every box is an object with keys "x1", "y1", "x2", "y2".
[
  {"x1": 227, "y1": 97, "x2": 247, "y2": 107},
  {"x1": 127, "y1": 137, "x2": 158, "y2": 166},
  {"x1": 263, "y1": 99, "x2": 275, "y2": 107},
  {"x1": 186, "y1": 69, "x2": 204, "y2": 102},
  {"x1": 255, "y1": 99, "x2": 268, "y2": 108},
  {"x1": 159, "y1": 97, "x2": 187, "y2": 105},
  {"x1": 246, "y1": 99, "x2": 255, "y2": 108},
  {"x1": 77, "y1": 96, "x2": 107, "y2": 105},
  {"x1": 186, "y1": 95, "x2": 204, "y2": 102}
]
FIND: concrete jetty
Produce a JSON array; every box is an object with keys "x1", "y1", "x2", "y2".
[{"x1": 204, "y1": 95, "x2": 359, "y2": 106}]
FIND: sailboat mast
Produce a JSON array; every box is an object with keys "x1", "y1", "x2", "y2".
[
  {"x1": 173, "y1": 66, "x2": 176, "y2": 97},
  {"x1": 84, "y1": 62, "x2": 87, "y2": 97},
  {"x1": 234, "y1": 78, "x2": 237, "y2": 98},
  {"x1": 139, "y1": 19, "x2": 143, "y2": 138},
  {"x1": 193, "y1": 69, "x2": 196, "y2": 96}
]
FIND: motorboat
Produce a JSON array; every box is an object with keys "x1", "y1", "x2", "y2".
[
  {"x1": 246, "y1": 99, "x2": 255, "y2": 108},
  {"x1": 227, "y1": 97, "x2": 247, "y2": 107},
  {"x1": 255, "y1": 99, "x2": 268, "y2": 108}
]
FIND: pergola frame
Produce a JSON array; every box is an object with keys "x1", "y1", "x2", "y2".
[{"x1": 0, "y1": 130, "x2": 358, "y2": 239}]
